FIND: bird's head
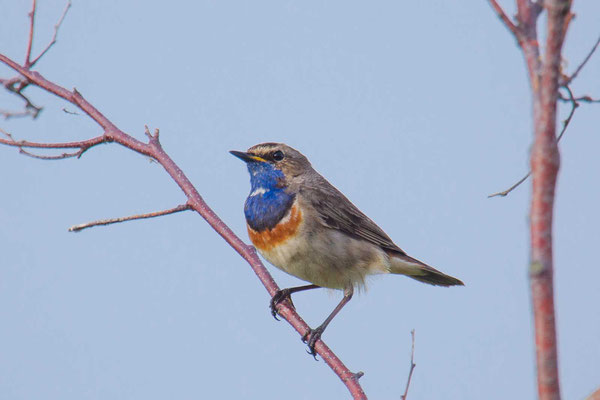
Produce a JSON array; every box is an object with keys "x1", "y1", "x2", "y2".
[{"x1": 230, "y1": 143, "x2": 311, "y2": 192}]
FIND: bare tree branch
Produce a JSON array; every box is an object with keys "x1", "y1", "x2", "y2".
[
  {"x1": 566, "y1": 34, "x2": 600, "y2": 85},
  {"x1": 24, "y1": 0, "x2": 37, "y2": 68},
  {"x1": 586, "y1": 387, "x2": 600, "y2": 400},
  {"x1": 0, "y1": 2, "x2": 367, "y2": 398},
  {"x1": 1, "y1": 77, "x2": 42, "y2": 119},
  {"x1": 558, "y1": 93, "x2": 600, "y2": 103},
  {"x1": 69, "y1": 204, "x2": 192, "y2": 232},
  {"x1": 28, "y1": 0, "x2": 72, "y2": 68},
  {"x1": 488, "y1": 85, "x2": 578, "y2": 198},
  {"x1": 400, "y1": 330, "x2": 416, "y2": 400},
  {"x1": 488, "y1": 0, "x2": 521, "y2": 41},
  {"x1": 2, "y1": 0, "x2": 71, "y2": 120},
  {"x1": 0, "y1": 108, "x2": 35, "y2": 120},
  {"x1": 488, "y1": 172, "x2": 531, "y2": 198},
  {"x1": 490, "y1": 1, "x2": 582, "y2": 399},
  {"x1": 0, "y1": 127, "x2": 107, "y2": 158},
  {"x1": 528, "y1": 2, "x2": 571, "y2": 399}
]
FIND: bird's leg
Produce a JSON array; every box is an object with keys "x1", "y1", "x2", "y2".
[
  {"x1": 303, "y1": 286, "x2": 354, "y2": 358},
  {"x1": 270, "y1": 284, "x2": 320, "y2": 320}
]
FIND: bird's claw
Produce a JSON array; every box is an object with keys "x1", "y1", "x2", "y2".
[
  {"x1": 302, "y1": 326, "x2": 324, "y2": 360},
  {"x1": 269, "y1": 289, "x2": 291, "y2": 321}
]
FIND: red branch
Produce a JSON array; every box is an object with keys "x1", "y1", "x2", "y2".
[
  {"x1": 587, "y1": 387, "x2": 600, "y2": 400},
  {"x1": 0, "y1": 6, "x2": 366, "y2": 398},
  {"x1": 490, "y1": 1, "x2": 575, "y2": 399},
  {"x1": 528, "y1": 2, "x2": 571, "y2": 399}
]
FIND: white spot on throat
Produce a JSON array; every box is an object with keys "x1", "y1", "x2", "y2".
[{"x1": 250, "y1": 187, "x2": 268, "y2": 197}]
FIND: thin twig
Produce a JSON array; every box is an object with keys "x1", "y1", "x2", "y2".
[
  {"x1": 488, "y1": 85, "x2": 578, "y2": 198},
  {"x1": 1, "y1": 108, "x2": 35, "y2": 120},
  {"x1": 62, "y1": 107, "x2": 79, "y2": 115},
  {"x1": 69, "y1": 204, "x2": 191, "y2": 232},
  {"x1": 0, "y1": 128, "x2": 107, "y2": 159},
  {"x1": 24, "y1": 0, "x2": 37, "y2": 67},
  {"x1": 558, "y1": 93, "x2": 600, "y2": 103},
  {"x1": 401, "y1": 330, "x2": 416, "y2": 400},
  {"x1": 2, "y1": 78, "x2": 42, "y2": 118},
  {"x1": 2, "y1": 0, "x2": 70, "y2": 119},
  {"x1": 488, "y1": 172, "x2": 531, "y2": 198},
  {"x1": 488, "y1": 0, "x2": 521, "y2": 41},
  {"x1": 566, "y1": 34, "x2": 600, "y2": 85},
  {"x1": 19, "y1": 147, "x2": 83, "y2": 160},
  {"x1": 29, "y1": 0, "x2": 72, "y2": 67}
]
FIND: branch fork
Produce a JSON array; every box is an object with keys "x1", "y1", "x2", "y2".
[{"x1": 1, "y1": 2, "x2": 369, "y2": 398}]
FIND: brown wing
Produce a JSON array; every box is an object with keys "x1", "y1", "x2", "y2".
[{"x1": 302, "y1": 174, "x2": 407, "y2": 255}]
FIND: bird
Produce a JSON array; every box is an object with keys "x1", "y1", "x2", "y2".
[{"x1": 230, "y1": 142, "x2": 463, "y2": 356}]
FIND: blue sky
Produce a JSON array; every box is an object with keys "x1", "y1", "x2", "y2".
[{"x1": 1, "y1": 1, "x2": 599, "y2": 399}]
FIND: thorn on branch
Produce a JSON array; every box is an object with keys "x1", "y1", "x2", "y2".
[
  {"x1": 62, "y1": 107, "x2": 80, "y2": 115},
  {"x1": 401, "y1": 329, "x2": 416, "y2": 400},
  {"x1": 144, "y1": 125, "x2": 159, "y2": 139},
  {"x1": 68, "y1": 204, "x2": 191, "y2": 232},
  {"x1": 353, "y1": 371, "x2": 364, "y2": 380},
  {"x1": 144, "y1": 125, "x2": 161, "y2": 146}
]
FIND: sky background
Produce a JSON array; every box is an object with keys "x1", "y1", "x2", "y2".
[{"x1": 1, "y1": 1, "x2": 599, "y2": 399}]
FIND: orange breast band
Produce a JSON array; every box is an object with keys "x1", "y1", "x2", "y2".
[{"x1": 247, "y1": 204, "x2": 302, "y2": 251}]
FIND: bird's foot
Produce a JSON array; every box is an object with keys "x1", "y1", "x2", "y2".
[
  {"x1": 301, "y1": 326, "x2": 324, "y2": 360},
  {"x1": 269, "y1": 289, "x2": 294, "y2": 321}
]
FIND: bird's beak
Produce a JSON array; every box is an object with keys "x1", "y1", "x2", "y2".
[{"x1": 229, "y1": 150, "x2": 266, "y2": 163}]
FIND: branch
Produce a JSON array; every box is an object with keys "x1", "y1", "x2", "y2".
[
  {"x1": 69, "y1": 204, "x2": 191, "y2": 232},
  {"x1": 1, "y1": 77, "x2": 43, "y2": 119},
  {"x1": 565, "y1": 34, "x2": 600, "y2": 85},
  {"x1": 491, "y1": 2, "x2": 573, "y2": 399},
  {"x1": 400, "y1": 330, "x2": 416, "y2": 400},
  {"x1": 488, "y1": 85, "x2": 578, "y2": 198},
  {"x1": 0, "y1": 107, "x2": 36, "y2": 120},
  {"x1": 558, "y1": 93, "x2": 600, "y2": 104},
  {"x1": 487, "y1": 172, "x2": 531, "y2": 198},
  {"x1": 528, "y1": 1, "x2": 571, "y2": 399},
  {"x1": 487, "y1": 0, "x2": 543, "y2": 86},
  {"x1": 0, "y1": 127, "x2": 107, "y2": 159},
  {"x1": 586, "y1": 387, "x2": 600, "y2": 400},
  {"x1": 2, "y1": 0, "x2": 71, "y2": 120},
  {"x1": 24, "y1": 0, "x2": 37, "y2": 68},
  {"x1": 488, "y1": 0, "x2": 521, "y2": 40},
  {"x1": 27, "y1": 0, "x2": 72, "y2": 68},
  {"x1": 0, "y1": 3, "x2": 366, "y2": 398}
]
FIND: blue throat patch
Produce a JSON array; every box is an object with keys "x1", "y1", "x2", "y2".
[{"x1": 244, "y1": 162, "x2": 295, "y2": 232}]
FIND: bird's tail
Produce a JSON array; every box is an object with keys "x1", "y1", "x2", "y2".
[{"x1": 388, "y1": 253, "x2": 464, "y2": 287}]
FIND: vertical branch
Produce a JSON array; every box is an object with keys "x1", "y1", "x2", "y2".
[
  {"x1": 489, "y1": 1, "x2": 578, "y2": 399},
  {"x1": 516, "y1": 0, "x2": 542, "y2": 86},
  {"x1": 25, "y1": 0, "x2": 37, "y2": 67},
  {"x1": 400, "y1": 330, "x2": 416, "y2": 400},
  {"x1": 529, "y1": 1, "x2": 571, "y2": 400}
]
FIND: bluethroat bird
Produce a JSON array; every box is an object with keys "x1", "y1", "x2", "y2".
[{"x1": 231, "y1": 143, "x2": 463, "y2": 356}]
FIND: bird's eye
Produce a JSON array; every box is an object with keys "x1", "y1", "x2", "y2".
[{"x1": 272, "y1": 150, "x2": 284, "y2": 161}]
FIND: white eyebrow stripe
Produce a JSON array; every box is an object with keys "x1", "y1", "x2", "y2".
[{"x1": 250, "y1": 187, "x2": 268, "y2": 197}]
